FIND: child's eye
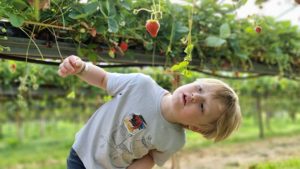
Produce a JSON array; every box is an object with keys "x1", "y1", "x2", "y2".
[{"x1": 198, "y1": 87, "x2": 202, "y2": 92}]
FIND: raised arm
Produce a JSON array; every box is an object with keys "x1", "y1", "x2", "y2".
[{"x1": 58, "y1": 55, "x2": 108, "y2": 90}]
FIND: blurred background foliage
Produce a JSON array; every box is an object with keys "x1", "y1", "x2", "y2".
[{"x1": 1, "y1": 60, "x2": 300, "y2": 169}]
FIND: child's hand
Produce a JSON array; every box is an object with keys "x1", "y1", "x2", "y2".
[{"x1": 58, "y1": 55, "x2": 84, "y2": 77}]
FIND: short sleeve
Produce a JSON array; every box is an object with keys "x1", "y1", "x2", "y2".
[
  {"x1": 106, "y1": 72, "x2": 153, "y2": 96},
  {"x1": 106, "y1": 73, "x2": 136, "y2": 96}
]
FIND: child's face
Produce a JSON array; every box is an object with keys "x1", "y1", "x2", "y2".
[{"x1": 171, "y1": 79, "x2": 224, "y2": 128}]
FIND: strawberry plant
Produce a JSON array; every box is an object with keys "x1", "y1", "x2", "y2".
[
  {"x1": 0, "y1": 0, "x2": 299, "y2": 78},
  {"x1": 133, "y1": 0, "x2": 162, "y2": 38}
]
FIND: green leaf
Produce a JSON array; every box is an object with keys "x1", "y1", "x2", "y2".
[
  {"x1": 107, "y1": 1, "x2": 116, "y2": 17},
  {"x1": 245, "y1": 26, "x2": 254, "y2": 34},
  {"x1": 69, "y1": 2, "x2": 98, "y2": 19},
  {"x1": 9, "y1": 14, "x2": 24, "y2": 27},
  {"x1": 69, "y1": 11, "x2": 88, "y2": 20},
  {"x1": 220, "y1": 23, "x2": 231, "y2": 39},
  {"x1": 171, "y1": 61, "x2": 189, "y2": 71},
  {"x1": 12, "y1": 0, "x2": 29, "y2": 11},
  {"x1": 88, "y1": 52, "x2": 98, "y2": 62},
  {"x1": 94, "y1": 19, "x2": 106, "y2": 33},
  {"x1": 120, "y1": 0, "x2": 131, "y2": 10},
  {"x1": 184, "y1": 44, "x2": 194, "y2": 62},
  {"x1": 184, "y1": 44, "x2": 194, "y2": 55},
  {"x1": 103, "y1": 95, "x2": 112, "y2": 102},
  {"x1": 205, "y1": 36, "x2": 226, "y2": 47},
  {"x1": 108, "y1": 18, "x2": 118, "y2": 33},
  {"x1": 144, "y1": 41, "x2": 153, "y2": 50},
  {"x1": 77, "y1": 47, "x2": 84, "y2": 57},
  {"x1": 175, "y1": 23, "x2": 189, "y2": 33},
  {"x1": 83, "y1": 2, "x2": 98, "y2": 15},
  {"x1": 182, "y1": 69, "x2": 192, "y2": 77},
  {"x1": 236, "y1": 53, "x2": 249, "y2": 60},
  {"x1": 67, "y1": 91, "x2": 75, "y2": 99}
]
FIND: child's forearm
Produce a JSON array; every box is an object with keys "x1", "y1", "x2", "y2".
[
  {"x1": 58, "y1": 55, "x2": 108, "y2": 90},
  {"x1": 76, "y1": 62, "x2": 108, "y2": 90},
  {"x1": 127, "y1": 154, "x2": 155, "y2": 169}
]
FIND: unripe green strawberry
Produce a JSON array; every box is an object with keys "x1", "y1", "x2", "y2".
[
  {"x1": 145, "y1": 19, "x2": 160, "y2": 38},
  {"x1": 108, "y1": 48, "x2": 116, "y2": 58}
]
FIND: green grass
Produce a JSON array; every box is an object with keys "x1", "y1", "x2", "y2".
[
  {"x1": 249, "y1": 158, "x2": 300, "y2": 169},
  {"x1": 1, "y1": 116, "x2": 300, "y2": 169},
  {"x1": 0, "y1": 138, "x2": 71, "y2": 167},
  {"x1": 0, "y1": 121, "x2": 79, "y2": 169}
]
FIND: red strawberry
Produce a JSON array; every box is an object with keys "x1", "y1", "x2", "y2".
[
  {"x1": 145, "y1": 19, "x2": 160, "y2": 38},
  {"x1": 255, "y1": 26, "x2": 262, "y2": 33},
  {"x1": 119, "y1": 41, "x2": 128, "y2": 52}
]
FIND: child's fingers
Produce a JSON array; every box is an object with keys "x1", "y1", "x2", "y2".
[
  {"x1": 69, "y1": 55, "x2": 83, "y2": 71},
  {"x1": 58, "y1": 55, "x2": 82, "y2": 77},
  {"x1": 58, "y1": 66, "x2": 67, "y2": 77},
  {"x1": 75, "y1": 58, "x2": 81, "y2": 67},
  {"x1": 69, "y1": 55, "x2": 78, "y2": 66},
  {"x1": 63, "y1": 60, "x2": 75, "y2": 73}
]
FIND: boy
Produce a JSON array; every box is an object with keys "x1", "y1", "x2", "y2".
[{"x1": 58, "y1": 55, "x2": 241, "y2": 169}]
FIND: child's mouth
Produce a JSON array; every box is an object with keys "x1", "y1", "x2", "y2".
[{"x1": 183, "y1": 94, "x2": 187, "y2": 105}]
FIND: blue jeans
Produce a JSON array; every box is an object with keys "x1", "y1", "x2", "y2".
[{"x1": 67, "y1": 148, "x2": 86, "y2": 169}]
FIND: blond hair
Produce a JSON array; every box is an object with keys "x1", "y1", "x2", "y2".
[{"x1": 195, "y1": 78, "x2": 242, "y2": 142}]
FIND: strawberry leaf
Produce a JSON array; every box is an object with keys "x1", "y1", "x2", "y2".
[
  {"x1": 205, "y1": 36, "x2": 226, "y2": 47},
  {"x1": 220, "y1": 23, "x2": 231, "y2": 39}
]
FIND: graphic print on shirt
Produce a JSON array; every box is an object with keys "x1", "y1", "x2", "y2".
[
  {"x1": 124, "y1": 113, "x2": 147, "y2": 135},
  {"x1": 109, "y1": 113, "x2": 153, "y2": 167}
]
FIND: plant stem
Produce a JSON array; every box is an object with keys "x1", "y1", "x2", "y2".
[{"x1": 24, "y1": 21, "x2": 73, "y2": 31}]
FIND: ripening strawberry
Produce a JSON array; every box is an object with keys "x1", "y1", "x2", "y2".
[
  {"x1": 10, "y1": 63, "x2": 16, "y2": 72},
  {"x1": 90, "y1": 28, "x2": 97, "y2": 37},
  {"x1": 145, "y1": 19, "x2": 160, "y2": 38},
  {"x1": 255, "y1": 26, "x2": 262, "y2": 33},
  {"x1": 108, "y1": 48, "x2": 116, "y2": 58},
  {"x1": 235, "y1": 71, "x2": 240, "y2": 78},
  {"x1": 119, "y1": 41, "x2": 128, "y2": 52}
]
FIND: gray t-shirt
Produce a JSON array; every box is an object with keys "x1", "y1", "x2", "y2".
[{"x1": 73, "y1": 73, "x2": 185, "y2": 169}]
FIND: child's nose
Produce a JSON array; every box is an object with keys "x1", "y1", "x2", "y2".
[{"x1": 192, "y1": 93, "x2": 202, "y2": 103}]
